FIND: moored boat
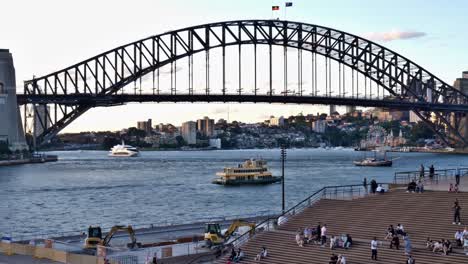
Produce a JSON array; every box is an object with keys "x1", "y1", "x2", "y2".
[{"x1": 212, "y1": 159, "x2": 281, "y2": 185}]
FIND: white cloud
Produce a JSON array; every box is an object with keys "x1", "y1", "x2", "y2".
[{"x1": 365, "y1": 30, "x2": 427, "y2": 42}]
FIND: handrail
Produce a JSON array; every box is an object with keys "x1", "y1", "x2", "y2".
[
  {"x1": 222, "y1": 183, "x2": 386, "y2": 254},
  {"x1": 393, "y1": 167, "x2": 468, "y2": 184}
]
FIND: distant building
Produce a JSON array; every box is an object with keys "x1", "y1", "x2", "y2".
[
  {"x1": 311, "y1": 120, "x2": 327, "y2": 133},
  {"x1": 377, "y1": 109, "x2": 409, "y2": 122},
  {"x1": 269, "y1": 116, "x2": 285, "y2": 127},
  {"x1": 409, "y1": 111, "x2": 422, "y2": 123},
  {"x1": 181, "y1": 121, "x2": 197, "y2": 145},
  {"x1": 137, "y1": 119, "x2": 152, "y2": 135},
  {"x1": 209, "y1": 138, "x2": 222, "y2": 149},
  {"x1": 34, "y1": 105, "x2": 51, "y2": 138},
  {"x1": 197, "y1": 116, "x2": 215, "y2": 137},
  {"x1": 452, "y1": 71, "x2": 468, "y2": 145},
  {"x1": 329, "y1": 105, "x2": 337, "y2": 116},
  {"x1": 345, "y1": 106, "x2": 356, "y2": 114}
]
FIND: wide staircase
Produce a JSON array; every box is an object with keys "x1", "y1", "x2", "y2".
[{"x1": 216, "y1": 189, "x2": 468, "y2": 264}]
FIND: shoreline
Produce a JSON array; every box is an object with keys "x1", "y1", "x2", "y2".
[{"x1": 0, "y1": 155, "x2": 58, "y2": 167}]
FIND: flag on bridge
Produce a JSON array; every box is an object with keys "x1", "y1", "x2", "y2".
[
  {"x1": 272, "y1": 5, "x2": 280, "y2": 11},
  {"x1": 285, "y1": 2, "x2": 293, "y2": 7}
]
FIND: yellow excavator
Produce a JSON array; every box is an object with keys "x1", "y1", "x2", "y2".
[
  {"x1": 84, "y1": 225, "x2": 140, "y2": 249},
  {"x1": 204, "y1": 219, "x2": 256, "y2": 247}
]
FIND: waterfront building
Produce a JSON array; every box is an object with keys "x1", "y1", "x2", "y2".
[
  {"x1": 311, "y1": 119, "x2": 327, "y2": 133},
  {"x1": 269, "y1": 116, "x2": 285, "y2": 127},
  {"x1": 377, "y1": 108, "x2": 409, "y2": 122},
  {"x1": 181, "y1": 121, "x2": 197, "y2": 145},
  {"x1": 0, "y1": 49, "x2": 28, "y2": 151},
  {"x1": 137, "y1": 119, "x2": 152, "y2": 135},
  {"x1": 197, "y1": 116, "x2": 215, "y2": 137}
]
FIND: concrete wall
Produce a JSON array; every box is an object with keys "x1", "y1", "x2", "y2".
[{"x1": 0, "y1": 49, "x2": 27, "y2": 150}]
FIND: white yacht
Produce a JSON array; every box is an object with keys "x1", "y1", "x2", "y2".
[{"x1": 109, "y1": 141, "x2": 140, "y2": 157}]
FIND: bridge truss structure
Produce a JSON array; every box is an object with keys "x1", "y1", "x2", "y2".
[{"x1": 18, "y1": 20, "x2": 468, "y2": 147}]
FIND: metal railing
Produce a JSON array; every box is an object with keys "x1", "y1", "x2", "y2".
[
  {"x1": 394, "y1": 167, "x2": 468, "y2": 184},
  {"x1": 220, "y1": 183, "x2": 389, "y2": 255}
]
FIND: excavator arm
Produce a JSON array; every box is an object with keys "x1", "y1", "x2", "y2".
[
  {"x1": 224, "y1": 220, "x2": 256, "y2": 240},
  {"x1": 101, "y1": 225, "x2": 137, "y2": 248}
]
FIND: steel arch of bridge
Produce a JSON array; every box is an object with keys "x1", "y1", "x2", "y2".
[{"x1": 21, "y1": 20, "x2": 468, "y2": 147}]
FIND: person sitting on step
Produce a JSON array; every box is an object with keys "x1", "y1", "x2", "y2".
[
  {"x1": 396, "y1": 223, "x2": 405, "y2": 236},
  {"x1": 329, "y1": 253, "x2": 338, "y2": 264},
  {"x1": 296, "y1": 231, "x2": 304, "y2": 247},
  {"x1": 330, "y1": 235, "x2": 337, "y2": 250},
  {"x1": 234, "y1": 248, "x2": 244, "y2": 262},
  {"x1": 432, "y1": 240, "x2": 444, "y2": 254},
  {"x1": 385, "y1": 225, "x2": 395, "y2": 240},
  {"x1": 443, "y1": 239, "x2": 452, "y2": 255},
  {"x1": 390, "y1": 234, "x2": 400, "y2": 250},
  {"x1": 426, "y1": 237, "x2": 434, "y2": 250},
  {"x1": 337, "y1": 254, "x2": 347, "y2": 264},
  {"x1": 344, "y1": 234, "x2": 352, "y2": 249},
  {"x1": 254, "y1": 246, "x2": 267, "y2": 261},
  {"x1": 455, "y1": 230, "x2": 463, "y2": 247}
]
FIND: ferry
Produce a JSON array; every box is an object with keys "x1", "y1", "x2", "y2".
[
  {"x1": 109, "y1": 141, "x2": 139, "y2": 157},
  {"x1": 212, "y1": 159, "x2": 282, "y2": 185}
]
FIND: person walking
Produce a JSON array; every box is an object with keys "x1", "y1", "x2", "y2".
[
  {"x1": 404, "y1": 235, "x2": 412, "y2": 255},
  {"x1": 429, "y1": 165, "x2": 435, "y2": 179},
  {"x1": 370, "y1": 179, "x2": 378, "y2": 194},
  {"x1": 363, "y1": 177, "x2": 368, "y2": 194},
  {"x1": 419, "y1": 164, "x2": 425, "y2": 179},
  {"x1": 371, "y1": 237, "x2": 378, "y2": 260},
  {"x1": 456, "y1": 173, "x2": 460, "y2": 186},
  {"x1": 453, "y1": 201, "x2": 462, "y2": 225},
  {"x1": 321, "y1": 224, "x2": 328, "y2": 247}
]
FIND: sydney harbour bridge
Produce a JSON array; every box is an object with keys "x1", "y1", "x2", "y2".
[{"x1": 16, "y1": 20, "x2": 468, "y2": 147}]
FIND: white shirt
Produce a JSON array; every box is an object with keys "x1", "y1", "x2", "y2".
[
  {"x1": 455, "y1": 231, "x2": 463, "y2": 240},
  {"x1": 371, "y1": 240, "x2": 378, "y2": 250},
  {"x1": 397, "y1": 225, "x2": 404, "y2": 231},
  {"x1": 321, "y1": 226, "x2": 327, "y2": 236},
  {"x1": 340, "y1": 256, "x2": 347, "y2": 264},
  {"x1": 376, "y1": 186, "x2": 383, "y2": 192}
]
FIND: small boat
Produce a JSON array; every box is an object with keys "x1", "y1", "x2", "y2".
[
  {"x1": 353, "y1": 158, "x2": 392, "y2": 167},
  {"x1": 109, "y1": 141, "x2": 139, "y2": 157},
  {"x1": 353, "y1": 150, "x2": 394, "y2": 167},
  {"x1": 212, "y1": 159, "x2": 282, "y2": 185}
]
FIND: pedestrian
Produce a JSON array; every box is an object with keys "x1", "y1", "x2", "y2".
[
  {"x1": 456, "y1": 173, "x2": 460, "y2": 186},
  {"x1": 429, "y1": 165, "x2": 435, "y2": 179},
  {"x1": 453, "y1": 201, "x2": 462, "y2": 225},
  {"x1": 321, "y1": 224, "x2": 328, "y2": 247},
  {"x1": 316, "y1": 222, "x2": 322, "y2": 243},
  {"x1": 363, "y1": 177, "x2": 368, "y2": 194},
  {"x1": 370, "y1": 179, "x2": 378, "y2": 194},
  {"x1": 371, "y1": 237, "x2": 378, "y2": 260},
  {"x1": 419, "y1": 164, "x2": 425, "y2": 179},
  {"x1": 407, "y1": 255, "x2": 415, "y2": 264},
  {"x1": 404, "y1": 235, "x2": 412, "y2": 255}
]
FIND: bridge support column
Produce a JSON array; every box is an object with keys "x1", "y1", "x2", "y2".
[{"x1": 0, "y1": 49, "x2": 28, "y2": 151}]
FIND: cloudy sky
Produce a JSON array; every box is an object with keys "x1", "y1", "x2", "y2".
[{"x1": 1, "y1": 0, "x2": 467, "y2": 132}]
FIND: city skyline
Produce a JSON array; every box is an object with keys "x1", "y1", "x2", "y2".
[{"x1": 2, "y1": 0, "x2": 467, "y2": 133}]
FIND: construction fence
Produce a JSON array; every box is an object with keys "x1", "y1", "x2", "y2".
[{"x1": 0, "y1": 241, "x2": 110, "y2": 264}]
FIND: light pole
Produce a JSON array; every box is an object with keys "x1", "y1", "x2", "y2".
[{"x1": 281, "y1": 145, "x2": 287, "y2": 214}]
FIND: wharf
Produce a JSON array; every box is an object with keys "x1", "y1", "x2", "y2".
[{"x1": 0, "y1": 155, "x2": 58, "y2": 167}]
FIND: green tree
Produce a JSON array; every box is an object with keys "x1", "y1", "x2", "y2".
[
  {"x1": 410, "y1": 122, "x2": 435, "y2": 142},
  {"x1": 0, "y1": 141, "x2": 11, "y2": 155}
]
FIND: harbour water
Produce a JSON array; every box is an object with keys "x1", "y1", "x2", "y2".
[{"x1": 0, "y1": 149, "x2": 466, "y2": 239}]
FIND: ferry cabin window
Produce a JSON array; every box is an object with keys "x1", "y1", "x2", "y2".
[{"x1": 0, "y1": 82, "x2": 4, "y2": 94}]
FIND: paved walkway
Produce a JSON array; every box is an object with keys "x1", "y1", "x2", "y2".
[
  {"x1": 425, "y1": 176, "x2": 467, "y2": 192},
  {"x1": 0, "y1": 254, "x2": 60, "y2": 264}
]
